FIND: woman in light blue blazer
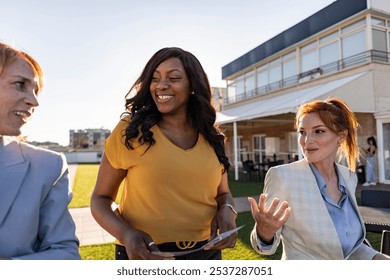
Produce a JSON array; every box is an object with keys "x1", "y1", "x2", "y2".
[
  {"x1": 248, "y1": 98, "x2": 389, "y2": 260},
  {"x1": 0, "y1": 42, "x2": 80, "y2": 259}
]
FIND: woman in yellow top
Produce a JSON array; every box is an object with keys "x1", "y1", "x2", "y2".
[{"x1": 91, "y1": 47, "x2": 237, "y2": 260}]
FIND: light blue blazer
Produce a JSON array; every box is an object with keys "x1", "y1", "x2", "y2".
[
  {"x1": 0, "y1": 136, "x2": 80, "y2": 259},
  {"x1": 250, "y1": 159, "x2": 378, "y2": 260}
]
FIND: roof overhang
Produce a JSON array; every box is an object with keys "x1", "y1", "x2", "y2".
[{"x1": 217, "y1": 71, "x2": 374, "y2": 124}]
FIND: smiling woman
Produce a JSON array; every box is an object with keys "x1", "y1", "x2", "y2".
[
  {"x1": 248, "y1": 98, "x2": 390, "y2": 260},
  {"x1": 0, "y1": 42, "x2": 80, "y2": 260},
  {"x1": 90, "y1": 47, "x2": 238, "y2": 260}
]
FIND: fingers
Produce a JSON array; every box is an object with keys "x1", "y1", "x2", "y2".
[
  {"x1": 126, "y1": 237, "x2": 175, "y2": 260},
  {"x1": 266, "y1": 197, "x2": 279, "y2": 214},
  {"x1": 248, "y1": 197, "x2": 259, "y2": 216},
  {"x1": 248, "y1": 194, "x2": 272, "y2": 220},
  {"x1": 209, "y1": 218, "x2": 218, "y2": 240},
  {"x1": 249, "y1": 193, "x2": 290, "y2": 228},
  {"x1": 137, "y1": 241, "x2": 175, "y2": 260},
  {"x1": 205, "y1": 230, "x2": 237, "y2": 250},
  {"x1": 276, "y1": 202, "x2": 291, "y2": 223}
]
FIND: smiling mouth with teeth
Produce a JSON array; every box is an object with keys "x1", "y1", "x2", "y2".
[
  {"x1": 157, "y1": 95, "x2": 173, "y2": 100},
  {"x1": 14, "y1": 111, "x2": 31, "y2": 121},
  {"x1": 15, "y1": 111, "x2": 28, "y2": 117}
]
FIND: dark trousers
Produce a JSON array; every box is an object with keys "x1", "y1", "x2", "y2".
[{"x1": 115, "y1": 241, "x2": 221, "y2": 260}]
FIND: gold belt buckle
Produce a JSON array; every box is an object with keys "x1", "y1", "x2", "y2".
[{"x1": 176, "y1": 241, "x2": 197, "y2": 250}]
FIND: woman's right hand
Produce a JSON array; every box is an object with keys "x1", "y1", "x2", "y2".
[
  {"x1": 122, "y1": 228, "x2": 174, "y2": 260},
  {"x1": 248, "y1": 193, "x2": 291, "y2": 243}
]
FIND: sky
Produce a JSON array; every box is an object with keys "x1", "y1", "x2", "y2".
[{"x1": 1, "y1": 0, "x2": 335, "y2": 146}]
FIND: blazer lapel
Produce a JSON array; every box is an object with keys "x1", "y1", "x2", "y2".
[
  {"x1": 296, "y1": 160, "x2": 344, "y2": 258},
  {"x1": 0, "y1": 137, "x2": 29, "y2": 225}
]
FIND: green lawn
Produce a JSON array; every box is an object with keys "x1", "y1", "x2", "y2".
[
  {"x1": 69, "y1": 164, "x2": 122, "y2": 208},
  {"x1": 72, "y1": 165, "x2": 381, "y2": 259}
]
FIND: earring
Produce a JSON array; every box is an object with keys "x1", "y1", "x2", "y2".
[{"x1": 191, "y1": 91, "x2": 195, "y2": 95}]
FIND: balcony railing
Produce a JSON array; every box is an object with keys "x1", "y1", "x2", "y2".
[{"x1": 223, "y1": 50, "x2": 390, "y2": 106}]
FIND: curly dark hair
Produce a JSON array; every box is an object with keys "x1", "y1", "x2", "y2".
[{"x1": 121, "y1": 47, "x2": 230, "y2": 172}]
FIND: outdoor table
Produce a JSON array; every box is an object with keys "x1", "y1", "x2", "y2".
[{"x1": 358, "y1": 206, "x2": 390, "y2": 233}]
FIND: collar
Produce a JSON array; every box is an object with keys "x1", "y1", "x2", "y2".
[{"x1": 309, "y1": 162, "x2": 346, "y2": 193}]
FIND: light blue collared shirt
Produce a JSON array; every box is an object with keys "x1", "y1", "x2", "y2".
[{"x1": 309, "y1": 163, "x2": 363, "y2": 257}]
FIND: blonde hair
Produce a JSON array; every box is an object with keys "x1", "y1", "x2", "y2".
[{"x1": 295, "y1": 98, "x2": 360, "y2": 172}]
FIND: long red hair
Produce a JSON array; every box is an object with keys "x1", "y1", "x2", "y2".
[{"x1": 295, "y1": 98, "x2": 360, "y2": 172}]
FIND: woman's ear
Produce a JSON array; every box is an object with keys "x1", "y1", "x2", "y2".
[{"x1": 338, "y1": 130, "x2": 348, "y2": 144}]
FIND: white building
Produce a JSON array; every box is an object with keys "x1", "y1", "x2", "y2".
[
  {"x1": 65, "y1": 128, "x2": 111, "y2": 163},
  {"x1": 218, "y1": 0, "x2": 390, "y2": 183}
]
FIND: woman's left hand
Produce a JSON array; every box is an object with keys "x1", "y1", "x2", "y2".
[{"x1": 206, "y1": 205, "x2": 237, "y2": 250}]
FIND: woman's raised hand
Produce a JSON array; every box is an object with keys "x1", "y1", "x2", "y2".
[{"x1": 248, "y1": 193, "x2": 291, "y2": 243}]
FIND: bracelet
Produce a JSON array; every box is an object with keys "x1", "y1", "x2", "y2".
[{"x1": 220, "y1": 203, "x2": 238, "y2": 215}]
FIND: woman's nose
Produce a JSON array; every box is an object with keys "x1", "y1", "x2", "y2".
[
  {"x1": 156, "y1": 79, "x2": 169, "y2": 90},
  {"x1": 25, "y1": 91, "x2": 39, "y2": 107},
  {"x1": 305, "y1": 133, "x2": 315, "y2": 143}
]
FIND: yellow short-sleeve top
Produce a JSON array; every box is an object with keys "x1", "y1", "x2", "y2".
[{"x1": 104, "y1": 118, "x2": 224, "y2": 244}]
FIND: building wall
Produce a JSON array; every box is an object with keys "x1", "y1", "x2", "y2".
[
  {"x1": 64, "y1": 151, "x2": 102, "y2": 164},
  {"x1": 373, "y1": 65, "x2": 390, "y2": 112},
  {"x1": 69, "y1": 128, "x2": 110, "y2": 151},
  {"x1": 223, "y1": 112, "x2": 377, "y2": 167}
]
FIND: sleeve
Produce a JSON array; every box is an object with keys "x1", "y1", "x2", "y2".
[
  {"x1": 348, "y1": 243, "x2": 378, "y2": 260},
  {"x1": 15, "y1": 154, "x2": 81, "y2": 260},
  {"x1": 250, "y1": 167, "x2": 286, "y2": 255},
  {"x1": 104, "y1": 118, "x2": 133, "y2": 169}
]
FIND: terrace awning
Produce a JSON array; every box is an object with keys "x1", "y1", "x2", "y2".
[{"x1": 217, "y1": 71, "x2": 374, "y2": 124}]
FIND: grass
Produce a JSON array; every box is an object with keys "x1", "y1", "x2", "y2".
[
  {"x1": 228, "y1": 172, "x2": 263, "y2": 197},
  {"x1": 69, "y1": 164, "x2": 99, "y2": 208},
  {"x1": 69, "y1": 164, "x2": 122, "y2": 208},
  {"x1": 72, "y1": 165, "x2": 381, "y2": 259}
]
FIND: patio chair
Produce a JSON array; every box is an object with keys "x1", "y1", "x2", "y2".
[
  {"x1": 360, "y1": 190, "x2": 390, "y2": 208},
  {"x1": 381, "y1": 230, "x2": 390, "y2": 255}
]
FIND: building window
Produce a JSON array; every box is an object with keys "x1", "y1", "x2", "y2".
[
  {"x1": 226, "y1": 80, "x2": 236, "y2": 104},
  {"x1": 236, "y1": 78, "x2": 245, "y2": 97},
  {"x1": 341, "y1": 19, "x2": 365, "y2": 34},
  {"x1": 288, "y1": 131, "x2": 298, "y2": 160},
  {"x1": 245, "y1": 70, "x2": 256, "y2": 98},
  {"x1": 237, "y1": 136, "x2": 246, "y2": 162},
  {"x1": 372, "y1": 28, "x2": 388, "y2": 62},
  {"x1": 372, "y1": 17, "x2": 385, "y2": 27},
  {"x1": 265, "y1": 137, "x2": 280, "y2": 159},
  {"x1": 341, "y1": 30, "x2": 366, "y2": 66},
  {"x1": 320, "y1": 31, "x2": 338, "y2": 44},
  {"x1": 373, "y1": 29, "x2": 387, "y2": 51},
  {"x1": 320, "y1": 41, "x2": 339, "y2": 66},
  {"x1": 301, "y1": 50, "x2": 318, "y2": 73},
  {"x1": 269, "y1": 64, "x2": 282, "y2": 90},
  {"x1": 383, "y1": 123, "x2": 390, "y2": 180},
  {"x1": 256, "y1": 65, "x2": 268, "y2": 94},
  {"x1": 282, "y1": 57, "x2": 297, "y2": 81},
  {"x1": 253, "y1": 135, "x2": 266, "y2": 163}
]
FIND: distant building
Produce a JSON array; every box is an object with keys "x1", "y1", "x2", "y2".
[
  {"x1": 66, "y1": 128, "x2": 111, "y2": 164},
  {"x1": 69, "y1": 128, "x2": 111, "y2": 151},
  {"x1": 211, "y1": 87, "x2": 226, "y2": 112}
]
